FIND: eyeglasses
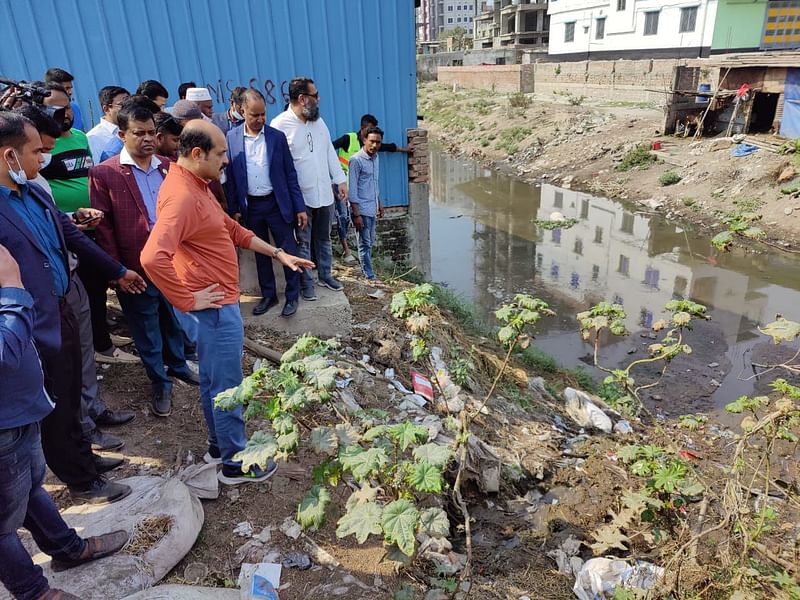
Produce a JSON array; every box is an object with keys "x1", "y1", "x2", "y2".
[
  {"x1": 306, "y1": 132, "x2": 313, "y2": 153},
  {"x1": 301, "y1": 91, "x2": 319, "y2": 100}
]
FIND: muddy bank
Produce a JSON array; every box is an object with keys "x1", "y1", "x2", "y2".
[{"x1": 418, "y1": 83, "x2": 800, "y2": 250}]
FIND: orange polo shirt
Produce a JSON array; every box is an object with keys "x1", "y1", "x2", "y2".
[{"x1": 140, "y1": 163, "x2": 254, "y2": 313}]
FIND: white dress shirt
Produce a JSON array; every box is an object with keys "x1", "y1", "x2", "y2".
[
  {"x1": 86, "y1": 118, "x2": 119, "y2": 164},
  {"x1": 244, "y1": 127, "x2": 272, "y2": 196},
  {"x1": 270, "y1": 108, "x2": 345, "y2": 208}
]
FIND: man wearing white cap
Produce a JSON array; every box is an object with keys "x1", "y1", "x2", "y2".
[{"x1": 185, "y1": 88, "x2": 214, "y2": 120}]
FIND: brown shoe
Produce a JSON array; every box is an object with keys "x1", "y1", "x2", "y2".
[
  {"x1": 37, "y1": 590, "x2": 83, "y2": 599},
  {"x1": 50, "y1": 530, "x2": 129, "y2": 572}
]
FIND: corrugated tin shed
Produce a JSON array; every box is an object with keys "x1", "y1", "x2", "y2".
[{"x1": 0, "y1": 0, "x2": 417, "y2": 206}]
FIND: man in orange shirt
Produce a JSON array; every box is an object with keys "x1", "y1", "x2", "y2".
[{"x1": 141, "y1": 120, "x2": 313, "y2": 485}]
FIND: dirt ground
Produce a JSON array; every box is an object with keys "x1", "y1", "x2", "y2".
[{"x1": 418, "y1": 82, "x2": 800, "y2": 249}]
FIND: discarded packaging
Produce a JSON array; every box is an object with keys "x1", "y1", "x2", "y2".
[
  {"x1": 281, "y1": 552, "x2": 312, "y2": 570},
  {"x1": 411, "y1": 371, "x2": 434, "y2": 401},
  {"x1": 613, "y1": 420, "x2": 633, "y2": 435},
  {"x1": 389, "y1": 379, "x2": 414, "y2": 395},
  {"x1": 563, "y1": 388, "x2": 613, "y2": 433},
  {"x1": 234, "y1": 521, "x2": 254, "y2": 538},
  {"x1": 279, "y1": 518, "x2": 301, "y2": 540},
  {"x1": 573, "y1": 557, "x2": 664, "y2": 600},
  {"x1": 239, "y1": 562, "x2": 281, "y2": 600}
]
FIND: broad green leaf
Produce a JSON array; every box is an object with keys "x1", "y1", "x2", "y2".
[
  {"x1": 651, "y1": 462, "x2": 687, "y2": 493},
  {"x1": 311, "y1": 458, "x2": 342, "y2": 486},
  {"x1": 335, "y1": 423, "x2": 361, "y2": 446},
  {"x1": 345, "y1": 482, "x2": 380, "y2": 509},
  {"x1": 671, "y1": 311, "x2": 691, "y2": 327},
  {"x1": 233, "y1": 431, "x2": 277, "y2": 472},
  {"x1": 214, "y1": 374, "x2": 260, "y2": 410},
  {"x1": 412, "y1": 443, "x2": 453, "y2": 468},
  {"x1": 336, "y1": 501, "x2": 383, "y2": 543},
  {"x1": 272, "y1": 413, "x2": 295, "y2": 434},
  {"x1": 305, "y1": 364, "x2": 338, "y2": 391},
  {"x1": 679, "y1": 480, "x2": 704, "y2": 497},
  {"x1": 759, "y1": 317, "x2": 800, "y2": 344},
  {"x1": 711, "y1": 230, "x2": 733, "y2": 251},
  {"x1": 617, "y1": 445, "x2": 641, "y2": 463},
  {"x1": 388, "y1": 422, "x2": 429, "y2": 451},
  {"x1": 497, "y1": 325, "x2": 516, "y2": 345},
  {"x1": 297, "y1": 484, "x2": 331, "y2": 531},
  {"x1": 418, "y1": 507, "x2": 450, "y2": 538},
  {"x1": 409, "y1": 463, "x2": 443, "y2": 493},
  {"x1": 277, "y1": 428, "x2": 299, "y2": 452},
  {"x1": 363, "y1": 425, "x2": 389, "y2": 441},
  {"x1": 340, "y1": 445, "x2": 389, "y2": 481},
  {"x1": 311, "y1": 426, "x2": 338, "y2": 456},
  {"x1": 630, "y1": 460, "x2": 653, "y2": 477},
  {"x1": 381, "y1": 499, "x2": 420, "y2": 556},
  {"x1": 281, "y1": 386, "x2": 309, "y2": 410}
]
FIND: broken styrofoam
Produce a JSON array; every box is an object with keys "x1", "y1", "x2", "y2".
[{"x1": 563, "y1": 388, "x2": 613, "y2": 433}]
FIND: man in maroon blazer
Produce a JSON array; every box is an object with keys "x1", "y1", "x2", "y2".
[{"x1": 90, "y1": 102, "x2": 198, "y2": 418}]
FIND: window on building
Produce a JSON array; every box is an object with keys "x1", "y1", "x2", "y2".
[
  {"x1": 574, "y1": 238, "x2": 584, "y2": 255},
  {"x1": 644, "y1": 266, "x2": 660, "y2": 289},
  {"x1": 594, "y1": 226, "x2": 603, "y2": 244},
  {"x1": 617, "y1": 0, "x2": 626, "y2": 10},
  {"x1": 620, "y1": 212, "x2": 635, "y2": 234},
  {"x1": 596, "y1": 17, "x2": 605, "y2": 39},
  {"x1": 448, "y1": 5, "x2": 453, "y2": 10},
  {"x1": 570, "y1": 272, "x2": 580, "y2": 289},
  {"x1": 565, "y1": 21, "x2": 575, "y2": 42},
  {"x1": 644, "y1": 11, "x2": 659, "y2": 35},
  {"x1": 469, "y1": 28, "x2": 473, "y2": 33},
  {"x1": 613, "y1": 293, "x2": 624, "y2": 305},
  {"x1": 580, "y1": 199, "x2": 590, "y2": 219},
  {"x1": 554, "y1": 190, "x2": 563, "y2": 208},
  {"x1": 592, "y1": 264, "x2": 600, "y2": 280},
  {"x1": 457, "y1": 17, "x2": 462, "y2": 22},
  {"x1": 552, "y1": 229, "x2": 562, "y2": 244},
  {"x1": 448, "y1": 17, "x2": 453, "y2": 23},
  {"x1": 551, "y1": 262, "x2": 560, "y2": 279},
  {"x1": 618, "y1": 254, "x2": 630, "y2": 276},
  {"x1": 679, "y1": 6, "x2": 698, "y2": 33}
]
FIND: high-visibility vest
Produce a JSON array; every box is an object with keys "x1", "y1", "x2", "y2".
[{"x1": 337, "y1": 132, "x2": 360, "y2": 175}]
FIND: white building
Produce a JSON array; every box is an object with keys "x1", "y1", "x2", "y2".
[
  {"x1": 417, "y1": 0, "x2": 478, "y2": 41},
  {"x1": 547, "y1": 0, "x2": 718, "y2": 60}
]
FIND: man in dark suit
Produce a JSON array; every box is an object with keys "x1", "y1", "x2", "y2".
[
  {"x1": 0, "y1": 111, "x2": 145, "y2": 504},
  {"x1": 224, "y1": 89, "x2": 307, "y2": 317},
  {"x1": 91, "y1": 104, "x2": 198, "y2": 418}
]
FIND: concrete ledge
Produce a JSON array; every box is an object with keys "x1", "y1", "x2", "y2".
[{"x1": 239, "y1": 250, "x2": 352, "y2": 340}]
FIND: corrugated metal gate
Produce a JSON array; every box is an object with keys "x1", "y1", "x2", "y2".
[{"x1": 0, "y1": 0, "x2": 417, "y2": 206}]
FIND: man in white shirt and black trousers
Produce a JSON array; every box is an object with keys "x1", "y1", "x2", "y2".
[{"x1": 271, "y1": 77, "x2": 347, "y2": 299}]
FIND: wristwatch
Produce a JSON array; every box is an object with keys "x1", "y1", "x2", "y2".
[{"x1": 272, "y1": 247, "x2": 284, "y2": 258}]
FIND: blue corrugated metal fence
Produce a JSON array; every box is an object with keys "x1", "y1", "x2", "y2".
[{"x1": 0, "y1": 0, "x2": 416, "y2": 206}]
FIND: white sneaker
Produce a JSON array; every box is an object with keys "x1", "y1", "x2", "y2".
[
  {"x1": 95, "y1": 347, "x2": 140, "y2": 364},
  {"x1": 110, "y1": 334, "x2": 133, "y2": 347}
]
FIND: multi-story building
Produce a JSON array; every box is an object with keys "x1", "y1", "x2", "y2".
[
  {"x1": 547, "y1": 0, "x2": 719, "y2": 59},
  {"x1": 417, "y1": 0, "x2": 478, "y2": 41},
  {"x1": 474, "y1": 0, "x2": 550, "y2": 49}
]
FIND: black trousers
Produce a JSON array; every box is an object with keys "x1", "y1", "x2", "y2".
[
  {"x1": 76, "y1": 230, "x2": 112, "y2": 353},
  {"x1": 40, "y1": 298, "x2": 98, "y2": 487}
]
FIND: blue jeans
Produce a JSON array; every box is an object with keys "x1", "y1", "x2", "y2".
[
  {"x1": 295, "y1": 203, "x2": 334, "y2": 287},
  {"x1": 0, "y1": 423, "x2": 85, "y2": 600},
  {"x1": 176, "y1": 304, "x2": 246, "y2": 469},
  {"x1": 118, "y1": 283, "x2": 190, "y2": 393},
  {"x1": 334, "y1": 197, "x2": 350, "y2": 243},
  {"x1": 357, "y1": 215, "x2": 377, "y2": 279}
]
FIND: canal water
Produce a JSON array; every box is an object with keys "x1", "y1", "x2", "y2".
[{"x1": 421, "y1": 148, "x2": 800, "y2": 416}]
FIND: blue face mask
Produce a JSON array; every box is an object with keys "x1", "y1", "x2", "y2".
[{"x1": 6, "y1": 150, "x2": 27, "y2": 186}]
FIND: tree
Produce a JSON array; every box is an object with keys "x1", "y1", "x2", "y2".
[{"x1": 438, "y1": 26, "x2": 470, "y2": 51}]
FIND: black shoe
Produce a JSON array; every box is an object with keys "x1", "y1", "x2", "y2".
[
  {"x1": 68, "y1": 478, "x2": 132, "y2": 505},
  {"x1": 94, "y1": 408, "x2": 136, "y2": 428},
  {"x1": 318, "y1": 276, "x2": 344, "y2": 291},
  {"x1": 281, "y1": 299, "x2": 298, "y2": 317},
  {"x1": 93, "y1": 454, "x2": 124, "y2": 473},
  {"x1": 167, "y1": 367, "x2": 200, "y2": 386},
  {"x1": 301, "y1": 287, "x2": 317, "y2": 301},
  {"x1": 89, "y1": 429, "x2": 125, "y2": 451},
  {"x1": 253, "y1": 296, "x2": 279, "y2": 315},
  {"x1": 152, "y1": 388, "x2": 172, "y2": 417}
]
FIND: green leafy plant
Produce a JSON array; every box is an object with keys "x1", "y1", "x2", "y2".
[
  {"x1": 566, "y1": 93, "x2": 586, "y2": 106},
  {"x1": 496, "y1": 126, "x2": 531, "y2": 156},
  {"x1": 391, "y1": 284, "x2": 435, "y2": 363},
  {"x1": 658, "y1": 171, "x2": 682, "y2": 186},
  {"x1": 577, "y1": 299, "x2": 707, "y2": 415},
  {"x1": 508, "y1": 92, "x2": 531, "y2": 109},
  {"x1": 712, "y1": 202, "x2": 765, "y2": 251},
  {"x1": 617, "y1": 144, "x2": 658, "y2": 171},
  {"x1": 678, "y1": 414, "x2": 708, "y2": 431}
]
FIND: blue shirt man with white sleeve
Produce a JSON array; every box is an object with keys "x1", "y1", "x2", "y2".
[{"x1": 348, "y1": 127, "x2": 384, "y2": 281}]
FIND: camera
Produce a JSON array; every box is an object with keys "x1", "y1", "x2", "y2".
[{"x1": 0, "y1": 77, "x2": 51, "y2": 105}]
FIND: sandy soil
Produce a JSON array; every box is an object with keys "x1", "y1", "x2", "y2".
[{"x1": 419, "y1": 82, "x2": 800, "y2": 250}]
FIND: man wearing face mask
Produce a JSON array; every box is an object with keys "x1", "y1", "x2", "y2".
[
  {"x1": 270, "y1": 78, "x2": 348, "y2": 300},
  {"x1": 40, "y1": 82, "x2": 141, "y2": 371},
  {"x1": 0, "y1": 111, "x2": 147, "y2": 504},
  {"x1": 212, "y1": 86, "x2": 246, "y2": 134}
]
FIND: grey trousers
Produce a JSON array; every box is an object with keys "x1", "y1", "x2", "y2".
[{"x1": 66, "y1": 274, "x2": 107, "y2": 436}]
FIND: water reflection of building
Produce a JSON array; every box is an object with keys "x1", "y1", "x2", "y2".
[{"x1": 426, "y1": 149, "x2": 796, "y2": 347}]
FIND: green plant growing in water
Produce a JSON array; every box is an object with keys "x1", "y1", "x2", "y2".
[
  {"x1": 617, "y1": 144, "x2": 658, "y2": 171},
  {"x1": 658, "y1": 171, "x2": 682, "y2": 186},
  {"x1": 711, "y1": 205, "x2": 765, "y2": 251},
  {"x1": 577, "y1": 299, "x2": 707, "y2": 415}
]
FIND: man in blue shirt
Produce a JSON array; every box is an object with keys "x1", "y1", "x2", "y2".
[
  {"x1": 0, "y1": 111, "x2": 146, "y2": 504},
  {"x1": 348, "y1": 127, "x2": 384, "y2": 281},
  {"x1": 0, "y1": 243, "x2": 129, "y2": 600}
]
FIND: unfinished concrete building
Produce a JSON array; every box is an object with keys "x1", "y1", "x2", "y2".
[{"x1": 475, "y1": 0, "x2": 550, "y2": 49}]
